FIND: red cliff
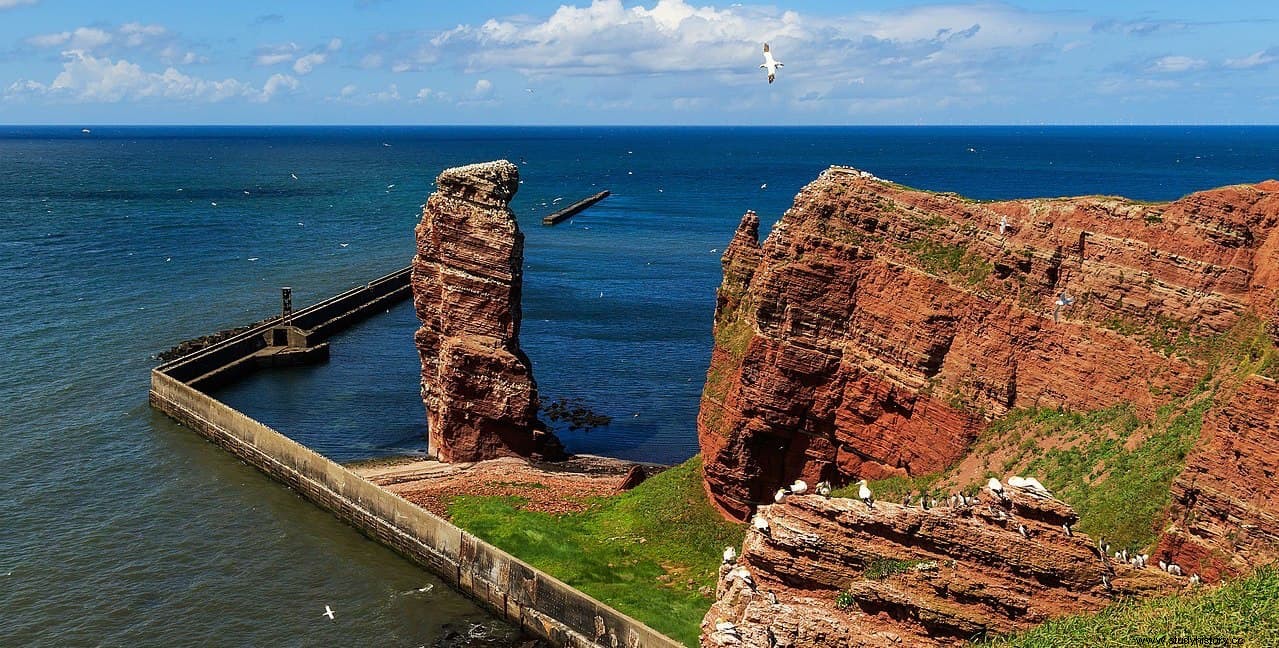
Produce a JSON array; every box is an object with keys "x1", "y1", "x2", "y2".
[
  {"x1": 704, "y1": 486, "x2": 1178, "y2": 647},
  {"x1": 699, "y1": 167, "x2": 1279, "y2": 521},
  {"x1": 413, "y1": 160, "x2": 546, "y2": 463}
]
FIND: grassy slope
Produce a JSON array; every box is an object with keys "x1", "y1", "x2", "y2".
[
  {"x1": 985, "y1": 566, "x2": 1279, "y2": 647},
  {"x1": 447, "y1": 456, "x2": 744, "y2": 647}
]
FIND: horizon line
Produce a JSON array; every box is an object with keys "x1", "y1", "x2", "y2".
[{"x1": 6, "y1": 123, "x2": 1279, "y2": 128}]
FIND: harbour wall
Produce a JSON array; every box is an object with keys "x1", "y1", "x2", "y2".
[{"x1": 148, "y1": 271, "x2": 680, "y2": 648}]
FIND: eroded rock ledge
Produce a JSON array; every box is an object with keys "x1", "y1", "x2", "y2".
[
  {"x1": 699, "y1": 168, "x2": 1279, "y2": 520},
  {"x1": 704, "y1": 486, "x2": 1178, "y2": 647},
  {"x1": 413, "y1": 160, "x2": 552, "y2": 463}
]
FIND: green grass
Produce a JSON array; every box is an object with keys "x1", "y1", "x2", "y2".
[
  {"x1": 446, "y1": 456, "x2": 744, "y2": 647},
  {"x1": 905, "y1": 239, "x2": 994, "y2": 286},
  {"x1": 984, "y1": 566, "x2": 1279, "y2": 647},
  {"x1": 830, "y1": 472, "x2": 944, "y2": 502},
  {"x1": 863, "y1": 557, "x2": 930, "y2": 580}
]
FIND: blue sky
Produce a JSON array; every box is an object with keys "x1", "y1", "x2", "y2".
[{"x1": 1, "y1": 0, "x2": 1277, "y2": 124}]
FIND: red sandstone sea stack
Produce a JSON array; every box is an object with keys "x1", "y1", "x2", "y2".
[{"x1": 413, "y1": 160, "x2": 547, "y2": 463}]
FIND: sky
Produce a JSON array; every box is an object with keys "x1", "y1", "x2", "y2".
[{"x1": 0, "y1": 0, "x2": 1277, "y2": 125}]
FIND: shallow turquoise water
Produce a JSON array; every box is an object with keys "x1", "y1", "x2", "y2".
[{"x1": 2, "y1": 126, "x2": 1276, "y2": 645}]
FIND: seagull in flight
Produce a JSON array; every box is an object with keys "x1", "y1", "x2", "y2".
[
  {"x1": 291, "y1": 173, "x2": 299, "y2": 180},
  {"x1": 322, "y1": 605, "x2": 335, "y2": 620},
  {"x1": 760, "y1": 43, "x2": 783, "y2": 84}
]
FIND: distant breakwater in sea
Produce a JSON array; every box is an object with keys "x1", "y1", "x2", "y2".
[{"x1": 4, "y1": 125, "x2": 1278, "y2": 645}]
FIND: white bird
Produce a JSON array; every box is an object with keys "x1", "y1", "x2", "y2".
[
  {"x1": 774, "y1": 487, "x2": 789, "y2": 504},
  {"x1": 525, "y1": 88, "x2": 534, "y2": 93},
  {"x1": 760, "y1": 183, "x2": 767, "y2": 190},
  {"x1": 1062, "y1": 523, "x2": 1073, "y2": 537},
  {"x1": 760, "y1": 42, "x2": 784, "y2": 84},
  {"x1": 81, "y1": 128, "x2": 91, "y2": 134},
  {"x1": 243, "y1": 190, "x2": 250, "y2": 195},
  {"x1": 1053, "y1": 292, "x2": 1075, "y2": 323},
  {"x1": 387, "y1": 183, "x2": 396, "y2": 189},
  {"x1": 1158, "y1": 560, "x2": 1168, "y2": 572},
  {"x1": 1189, "y1": 573, "x2": 1201, "y2": 585},
  {"x1": 382, "y1": 142, "x2": 392, "y2": 147},
  {"x1": 987, "y1": 477, "x2": 1005, "y2": 496},
  {"x1": 752, "y1": 514, "x2": 770, "y2": 533},
  {"x1": 789, "y1": 480, "x2": 808, "y2": 495},
  {"x1": 322, "y1": 605, "x2": 335, "y2": 620},
  {"x1": 1018, "y1": 524, "x2": 1029, "y2": 538},
  {"x1": 247, "y1": 257, "x2": 259, "y2": 262},
  {"x1": 210, "y1": 201, "x2": 218, "y2": 207},
  {"x1": 723, "y1": 546, "x2": 737, "y2": 564},
  {"x1": 291, "y1": 173, "x2": 299, "y2": 180},
  {"x1": 339, "y1": 243, "x2": 349, "y2": 248},
  {"x1": 1022, "y1": 477, "x2": 1052, "y2": 496},
  {"x1": 165, "y1": 257, "x2": 172, "y2": 262},
  {"x1": 728, "y1": 566, "x2": 755, "y2": 588},
  {"x1": 999, "y1": 215, "x2": 1008, "y2": 235},
  {"x1": 856, "y1": 479, "x2": 874, "y2": 508},
  {"x1": 710, "y1": 248, "x2": 718, "y2": 253},
  {"x1": 816, "y1": 481, "x2": 832, "y2": 497}
]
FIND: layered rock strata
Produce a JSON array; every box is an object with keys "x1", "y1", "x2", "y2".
[
  {"x1": 700, "y1": 168, "x2": 1279, "y2": 520},
  {"x1": 413, "y1": 160, "x2": 546, "y2": 463},
  {"x1": 704, "y1": 485, "x2": 1178, "y2": 647},
  {"x1": 1158, "y1": 375, "x2": 1279, "y2": 581}
]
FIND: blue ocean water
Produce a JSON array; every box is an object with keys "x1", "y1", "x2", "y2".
[{"x1": 2, "y1": 126, "x2": 1277, "y2": 645}]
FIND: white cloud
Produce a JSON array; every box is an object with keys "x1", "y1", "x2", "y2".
[
  {"x1": 255, "y1": 38, "x2": 340, "y2": 75},
  {"x1": 0, "y1": 0, "x2": 38, "y2": 8},
  {"x1": 26, "y1": 23, "x2": 204, "y2": 65},
  {"x1": 293, "y1": 52, "x2": 326, "y2": 74},
  {"x1": 1148, "y1": 55, "x2": 1207, "y2": 73},
  {"x1": 27, "y1": 27, "x2": 112, "y2": 51},
  {"x1": 1224, "y1": 48, "x2": 1278, "y2": 70},
  {"x1": 473, "y1": 78, "x2": 493, "y2": 97},
  {"x1": 414, "y1": 87, "x2": 435, "y2": 102},
  {"x1": 325, "y1": 83, "x2": 401, "y2": 104},
  {"x1": 5, "y1": 50, "x2": 295, "y2": 103}
]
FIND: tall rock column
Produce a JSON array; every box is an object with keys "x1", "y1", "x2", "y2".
[{"x1": 413, "y1": 160, "x2": 542, "y2": 462}]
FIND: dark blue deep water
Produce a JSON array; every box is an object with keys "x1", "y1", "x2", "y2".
[{"x1": 3, "y1": 126, "x2": 1277, "y2": 645}]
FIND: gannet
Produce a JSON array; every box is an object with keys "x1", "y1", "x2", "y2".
[
  {"x1": 81, "y1": 128, "x2": 91, "y2": 134},
  {"x1": 789, "y1": 480, "x2": 808, "y2": 495},
  {"x1": 856, "y1": 479, "x2": 873, "y2": 508},
  {"x1": 387, "y1": 183, "x2": 395, "y2": 189},
  {"x1": 1062, "y1": 523, "x2": 1072, "y2": 537},
  {"x1": 815, "y1": 481, "x2": 832, "y2": 497},
  {"x1": 291, "y1": 173, "x2": 299, "y2": 180},
  {"x1": 760, "y1": 43, "x2": 784, "y2": 84},
  {"x1": 999, "y1": 215, "x2": 1008, "y2": 235},
  {"x1": 987, "y1": 477, "x2": 1008, "y2": 501},
  {"x1": 774, "y1": 487, "x2": 788, "y2": 504},
  {"x1": 1053, "y1": 292, "x2": 1075, "y2": 323},
  {"x1": 760, "y1": 183, "x2": 767, "y2": 190},
  {"x1": 323, "y1": 605, "x2": 335, "y2": 620},
  {"x1": 723, "y1": 546, "x2": 737, "y2": 564},
  {"x1": 752, "y1": 514, "x2": 770, "y2": 534},
  {"x1": 210, "y1": 201, "x2": 217, "y2": 207},
  {"x1": 728, "y1": 566, "x2": 755, "y2": 588}
]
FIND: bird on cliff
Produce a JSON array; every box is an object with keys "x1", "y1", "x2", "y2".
[
  {"x1": 774, "y1": 487, "x2": 789, "y2": 504},
  {"x1": 856, "y1": 480, "x2": 874, "y2": 508},
  {"x1": 322, "y1": 605, "x2": 335, "y2": 620},
  {"x1": 1101, "y1": 574, "x2": 1112, "y2": 590},
  {"x1": 1053, "y1": 292, "x2": 1075, "y2": 323},
  {"x1": 1062, "y1": 523, "x2": 1073, "y2": 537},
  {"x1": 760, "y1": 42, "x2": 783, "y2": 84},
  {"x1": 999, "y1": 215, "x2": 1009, "y2": 236},
  {"x1": 902, "y1": 492, "x2": 912, "y2": 507},
  {"x1": 816, "y1": 481, "x2": 832, "y2": 497},
  {"x1": 789, "y1": 480, "x2": 808, "y2": 495},
  {"x1": 728, "y1": 566, "x2": 755, "y2": 589},
  {"x1": 723, "y1": 546, "x2": 738, "y2": 564},
  {"x1": 1018, "y1": 524, "x2": 1029, "y2": 539},
  {"x1": 1190, "y1": 573, "x2": 1201, "y2": 585},
  {"x1": 752, "y1": 514, "x2": 770, "y2": 534},
  {"x1": 921, "y1": 495, "x2": 932, "y2": 510},
  {"x1": 987, "y1": 477, "x2": 1010, "y2": 503}
]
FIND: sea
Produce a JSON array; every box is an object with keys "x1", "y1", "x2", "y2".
[{"x1": 2, "y1": 126, "x2": 1277, "y2": 646}]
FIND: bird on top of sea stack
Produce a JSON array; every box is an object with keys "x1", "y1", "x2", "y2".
[{"x1": 760, "y1": 42, "x2": 783, "y2": 84}]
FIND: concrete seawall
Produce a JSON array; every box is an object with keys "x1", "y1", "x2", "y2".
[{"x1": 149, "y1": 271, "x2": 681, "y2": 648}]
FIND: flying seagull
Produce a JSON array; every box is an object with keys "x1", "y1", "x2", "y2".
[
  {"x1": 323, "y1": 605, "x2": 335, "y2": 620},
  {"x1": 1053, "y1": 291, "x2": 1075, "y2": 323},
  {"x1": 760, "y1": 43, "x2": 783, "y2": 84}
]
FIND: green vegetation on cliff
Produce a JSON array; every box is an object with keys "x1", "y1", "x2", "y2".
[
  {"x1": 447, "y1": 456, "x2": 743, "y2": 647},
  {"x1": 985, "y1": 566, "x2": 1279, "y2": 647}
]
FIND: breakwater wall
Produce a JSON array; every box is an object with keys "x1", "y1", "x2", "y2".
[
  {"x1": 542, "y1": 190, "x2": 610, "y2": 225},
  {"x1": 149, "y1": 271, "x2": 680, "y2": 648},
  {"x1": 158, "y1": 266, "x2": 412, "y2": 390}
]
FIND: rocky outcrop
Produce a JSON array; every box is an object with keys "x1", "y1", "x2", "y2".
[
  {"x1": 413, "y1": 160, "x2": 549, "y2": 463},
  {"x1": 699, "y1": 167, "x2": 1279, "y2": 520},
  {"x1": 1158, "y1": 375, "x2": 1279, "y2": 582},
  {"x1": 704, "y1": 485, "x2": 1179, "y2": 647}
]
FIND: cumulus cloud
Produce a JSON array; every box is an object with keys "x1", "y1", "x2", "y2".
[
  {"x1": 1224, "y1": 48, "x2": 1278, "y2": 70},
  {"x1": 473, "y1": 78, "x2": 493, "y2": 97},
  {"x1": 0, "y1": 0, "x2": 38, "y2": 8},
  {"x1": 5, "y1": 49, "x2": 295, "y2": 103},
  {"x1": 1147, "y1": 55, "x2": 1207, "y2": 73},
  {"x1": 256, "y1": 37, "x2": 341, "y2": 75},
  {"x1": 325, "y1": 82, "x2": 401, "y2": 104},
  {"x1": 25, "y1": 22, "x2": 204, "y2": 65}
]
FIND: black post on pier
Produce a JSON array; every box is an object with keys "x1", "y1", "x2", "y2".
[{"x1": 281, "y1": 287, "x2": 293, "y2": 324}]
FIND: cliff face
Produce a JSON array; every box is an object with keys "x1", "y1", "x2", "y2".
[
  {"x1": 699, "y1": 168, "x2": 1279, "y2": 520},
  {"x1": 1158, "y1": 375, "x2": 1279, "y2": 581},
  {"x1": 413, "y1": 160, "x2": 544, "y2": 463},
  {"x1": 704, "y1": 486, "x2": 1177, "y2": 648}
]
